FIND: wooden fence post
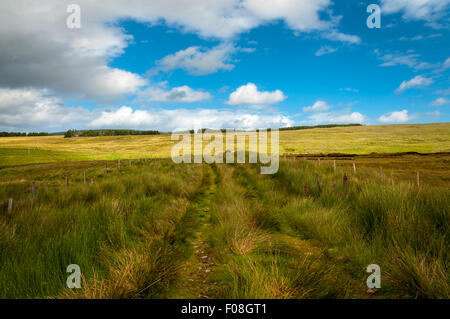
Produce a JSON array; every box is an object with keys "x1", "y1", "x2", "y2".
[
  {"x1": 8, "y1": 198, "x2": 12, "y2": 214},
  {"x1": 318, "y1": 158, "x2": 321, "y2": 166},
  {"x1": 83, "y1": 170, "x2": 86, "y2": 184},
  {"x1": 31, "y1": 182, "x2": 35, "y2": 197},
  {"x1": 333, "y1": 160, "x2": 336, "y2": 172},
  {"x1": 379, "y1": 167, "x2": 383, "y2": 178},
  {"x1": 353, "y1": 162, "x2": 356, "y2": 174},
  {"x1": 416, "y1": 171, "x2": 420, "y2": 187},
  {"x1": 65, "y1": 175, "x2": 69, "y2": 188},
  {"x1": 118, "y1": 159, "x2": 120, "y2": 171}
]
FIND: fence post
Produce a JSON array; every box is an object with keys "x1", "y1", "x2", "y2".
[
  {"x1": 118, "y1": 159, "x2": 120, "y2": 171},
  {"x1": 83, "y1": 170, "x2": 86, "y2": 184},
  {"x1": 353, "y1": 162, "x2": 356, "y2": 174},
  {"x1": 105, "y1": 162, "x2": 107, "y2": 175},
  {"x1": 65, "y1": 175, "x2": 69, "y2": 188},
  {"x1": 333, "y1": 160, "x2": 336, "y2": 172},
  {"x1": 8, "y1": 198, "x2": 12, "y2": 214},
  {"x1": 318, "y1": 158, "x2": 321, "y2": 166},
  {"x1": 416, "y1": 171, "x2": 420, "y2": 187},
  {"x1": 379, "y1": 167, "x2": 383, "y2": 178},
  {"x1": 31, "y1": 182, "x2": 35, "y2": 197}
]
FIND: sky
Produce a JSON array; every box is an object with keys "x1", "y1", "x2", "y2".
[{"x1": 0, "y1": 0, "x2": 449, "y2": 132}]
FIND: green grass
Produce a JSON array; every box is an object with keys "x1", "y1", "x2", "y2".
[
  {"x1": 205, "y1": 161, "x2": 449, "y2": 298},
  {"x1": 0, "y1": 158, "x2": 448, "y2": 298},
  {"x1": 0, "y1": 123, "x2": 449, "y2": 299},
  {"x1": 0, "y1": 160, "x2": 204, "y2": 298}
]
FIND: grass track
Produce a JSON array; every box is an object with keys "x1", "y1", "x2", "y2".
[{"x1": 163, "y1": 165, "x2": 220, "y2": 298}]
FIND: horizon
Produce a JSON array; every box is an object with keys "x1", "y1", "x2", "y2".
[{"x1": 2, "y1": 122, "x2": 450, "y2": 135}]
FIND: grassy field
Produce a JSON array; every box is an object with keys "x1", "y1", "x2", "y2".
[
  {"x1": 0, "y1": 123, "x2": 449, "y2": 166},
  {"x1": 0, "y1": 123, "x2": 448, "y2": 299},
  {"x1": 0, "y1": 158, "x2": 448, "y2": 298}
]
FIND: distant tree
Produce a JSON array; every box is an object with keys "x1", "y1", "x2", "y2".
[
  {"x1": 27, "y1": 132, "x2": 49, "y2": 136},
  {"x1": 64, "y1": 129, "x2": 77, "y2": 138}
]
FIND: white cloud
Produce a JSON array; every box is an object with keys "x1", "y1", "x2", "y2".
[
  {"x1": 435, "y1": 88, "x2": 450, "y2": 95},
  {"x1": 0, "y1": 88, "x2": 92, "y2": 131},
  {"x1": 322, "y1": 31, "x2": 361, "y2": 44},
  {"x1": 377, "y1": 109, "x2": 414, "y2": 123},
  {"x1": 375, "y1": 51, "x2": 448, "y2": 72},
  {"x1": 381, "y1": 0, "x2": 450, "y2": 21},
  {"x1": 395, "y1": 75, "x2": 433, "y2": 93},
  {"x1": 378, "y1": 52, "x2": 421, "y2": 68},
  {"x1": 434, "y1": 57, "x2": 450, "y2": 73},
  {"x1": 155, "y1": 43, "x2": 236, "y2": 75},
  {"x1": 315, "y1": 46, "x2": 338, "y2": 56},
  {"x1": 306, "y1": 110, "x2": 367, "y2": 125},
  {"x1": 399, "y1": 33, "x2": 442, "y2": 41},
  {"x1": 426, "y1": 110, "x2": 441, "y2": 118},
  {"x1": 0, "y1": 1, "x2": 149, "y2": 101},
  {"x1": 243, "y1": 0, "x2": 332, "y2": 31},
  {"x1": 431, "y1": 97, "x2": 449, "y2": 106},
  {"x1": 303, "y1": 100, "x2": 332, "y2": 112},
  {"x1": 137, "y1": 84, "x2": 211, "y2": 102},
  {"x1": 90, "y1": 106, "x2": 294, "y2": 131},
  {"x1": 0, "y1": 87, "x2": 294, "y2": 132},
  {"x1": 227, "y1": 83, "x2": 286, "y2": 105},
  {"x1": 339, "y1": 88, "x2": 359, "y2": 93},
  {"x1": 0, "y1": 0, "x2": 359, "y2": 101}
]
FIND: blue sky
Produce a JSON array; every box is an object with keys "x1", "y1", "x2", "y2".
[{"x1": 0, "y1": 0, "x2": 449, "y2": 132}]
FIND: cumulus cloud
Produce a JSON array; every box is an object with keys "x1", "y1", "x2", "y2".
[
  {"x1": 137, "y1": 84, "x2": 211, "y2": 102},
  {"x1": 305, "y1": 110, "x2": 366, "y2": 125},
  {"x1": 303, "y1": 101, "x2": 332, "y2": 112},
  {"x1": 154, "y1": 43, "x2": 236, "y2": 75},
  {"x1": 381, "y1": 0, "x2": 450, "y2": 21},
  {"x1": 395, "y1": 75, "x2": 433, "y2": 93},
  {"x1": 0, "y1": 88, "x2": 293, "y2": 132},
  {"x1": 244, "y1": 0, "x2": 331, "y2": 31},
  {"x1": 0, "y1": 88, "x2": 92, "y2": 131},
  {"x1": 0, "y1": 0, "x2": 360, "y2": 102},
  {"x1": 227, "y1": 83, "x2": 286, "y2": 106},
  {"x1": 377, "y1": 109, "x2": 414, "y2": 123},
  {"x1": 0, "y1": 1, "x2": 149, "y2": 101},
  {"x1": 315, "y1": 46, "x2": 338, "y2": 56},
  {"x1": 430, "y1": 97, "x2": 449, "y2": 106},
  {"x1": 90, "y1": 106, "x2": 294, "y2": 132}
]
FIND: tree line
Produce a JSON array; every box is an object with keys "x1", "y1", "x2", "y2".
[
  {"x1": 0, "y1": 132, "x2": 50, "y2": 137},
  {"x1": 64, "y1": 129, "x2": 160, "y2": 138}
]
